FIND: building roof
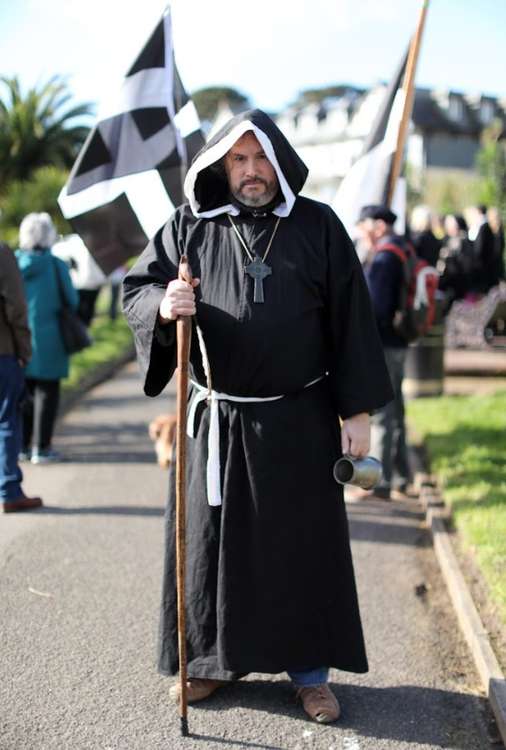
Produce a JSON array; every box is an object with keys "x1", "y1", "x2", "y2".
[{"x1": 276, "y1": 86, "x2": 506, "y2": 145}]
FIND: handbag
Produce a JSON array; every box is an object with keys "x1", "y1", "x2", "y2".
[{"x1": 52, "y1": 257, "x2": 92, "y2": 354}]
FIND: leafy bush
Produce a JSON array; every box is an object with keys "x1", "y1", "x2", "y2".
[
  {"x1": 62, "y1": 312, "x2": 134, "y2": 394},
  {"x1": 0, "y1": 166, "x2": 71, "y2": 246},
  {"x1": 474, "y1": 119, "x2": 506, "y2": 218}
]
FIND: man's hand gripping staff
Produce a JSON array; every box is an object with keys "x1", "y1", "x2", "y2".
[{"x1": 159, "y1": 269, "x2": 200, "y2": 324}]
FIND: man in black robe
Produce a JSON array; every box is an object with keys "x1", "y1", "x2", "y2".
[{"x1": 123, "y1": 109, "x2": 393, "y2": 723}]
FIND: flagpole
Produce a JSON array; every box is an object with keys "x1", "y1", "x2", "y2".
[
  {"x1": 175, "y1": 70, "x2": 188, "y2": 203},
  {"x1": 168, "y1": 4, "x2": 189, "y2": 204},
  {"x1": 386, "y1": 0, "x2": 429, "y2": 206}
]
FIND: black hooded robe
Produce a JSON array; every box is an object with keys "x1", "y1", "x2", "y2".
[{"x1": 123, "y1": 110, "x2": 393, "y2": 680}]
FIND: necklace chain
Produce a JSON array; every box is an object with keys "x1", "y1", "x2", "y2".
[{"x1": 228, "y1": 214, "x2": 281, "y2": 263}]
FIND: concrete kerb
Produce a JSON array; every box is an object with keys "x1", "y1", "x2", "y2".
[{"x1": 417, "y1": 479, "x2": 506, "y2": 746}]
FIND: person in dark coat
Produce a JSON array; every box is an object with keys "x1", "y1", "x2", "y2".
[
  {"x1": 123, "y1": 110, "x2": 393, "y2": 723},
  {"x1": 15, "y1": 213, "x2": 78, "y2": 464},
  {"x1": 0, "y1": 242, "x2": 43, "y2": 512},
  {"x1": 487, "y1": 207, "x2": 505, "y2": 285},
  {"x1": 466, "y1": 204, "x2": 499, "y2": 293},
  {"x1": 409, "y1": 204, "x2": 441, "y2": 267},
  {"x1": 438, "y1": 214, "x2": 474, "y2": 308},
  {"x1": 357, "y1": 205, "x2": 411, "y2": 501}
]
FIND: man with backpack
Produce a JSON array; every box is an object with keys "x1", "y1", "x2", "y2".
[{"x1": 356, "y1": 204, "x2": 413, "y2": 501}]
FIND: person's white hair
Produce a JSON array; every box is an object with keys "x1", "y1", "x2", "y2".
[
  {"x1": 410, "y1": 204, "x2": 433, "y2": 233},
  {"x1": 19, "y1": 212, "x2": 58, "y2": 250}
]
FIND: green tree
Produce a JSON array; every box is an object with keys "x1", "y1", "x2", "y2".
[
  {"x1": 0, "y1": 76, "x2": 92, "y2": 187},
  {"x1": 292, "y1": 84, "x2": 364, "y2": 108},
  {"x1": 191, "y1": 86, "x2": 250, "y2": 123},
  {"x1": 0, "y1": 166, "x2": 70, "y2": 247},
  {"x1": 474, "y1": 119, "x2": 506, "y2": 216},
  {"x1": 405, "y1": 163, "x2": 423, "y2": 213}
]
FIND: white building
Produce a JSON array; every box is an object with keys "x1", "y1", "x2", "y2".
[{"x1": 275, "y1": 86, "x2": 506, "y2": 204}]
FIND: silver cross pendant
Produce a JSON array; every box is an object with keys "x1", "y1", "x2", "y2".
[{"x1": 245, "y1": 255, "x2": 272, "y2": 303}]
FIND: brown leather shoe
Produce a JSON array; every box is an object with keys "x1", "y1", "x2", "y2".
[
  {"x1": 296, "y1": 684, "x2": 341, "y2": 723},
  {"x1": 3, "y1": 494, "x2": 43, "y2": 513},
  {"x1": 391, "y1": 484, "x2": 418, "y2": 501},
  {"x1": 169, "y1": 678, "x2": 228, "y2": 704}
]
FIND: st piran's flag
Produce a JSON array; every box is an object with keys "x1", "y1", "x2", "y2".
[
  {"x1": 58, "y1": 7, "x2": 204, "y2": 274},
  {"x1": 332, "y1": 44, "x2": 410, "y2": 237}
]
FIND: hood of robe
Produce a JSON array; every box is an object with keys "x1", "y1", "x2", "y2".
[{"x1": 183, "y1": 109, "x2": 308, "y2": 219}]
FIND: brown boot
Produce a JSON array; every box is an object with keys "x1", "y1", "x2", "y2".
[
  {"x1": 169, "y1": 678, "x2": 228, "y2": 704},
  {"x1": 296, "y1": 684, "x2": 341, "y2": 723},
  {"x1": 3, "y1": 494, "x2": 43, "y2": 513}
]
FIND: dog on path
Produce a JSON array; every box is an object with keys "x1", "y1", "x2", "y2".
[{"x1": 148, "y1": 414, "x2": 177, "y2": 469}]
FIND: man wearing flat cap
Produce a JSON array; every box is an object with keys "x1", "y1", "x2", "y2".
[{"x1": 357, "y1": 204, "x2": 412, "y2": 501}]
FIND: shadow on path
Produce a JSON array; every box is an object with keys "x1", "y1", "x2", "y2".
[
  {"x1": 347, "y1": 500, "x2": 430, "y2": 548},
  {"x1": 185, "y1": 680, "x2": 487, "y2": 749},
  {"x1": 190, "y1": 736, "x2": 283, "y2": 750},
  {"x1": 53, "y1": 421, "x2": 159, "y2": 464},
  {"x1": 38, "y1": 505, "x2": 164, "y2": 517},
  {"x1": 50, "y1": 451, "x2": 157, "y2": 464},
  {"x1": 76, "y1": 393, "x2": 158, "y2": 409}
]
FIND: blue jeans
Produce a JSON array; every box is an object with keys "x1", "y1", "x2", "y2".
[
  {"x1": 370, "y1": 347, "x2": 411, "y2": 493},
  {"x1": 287, "y1": 667, "x2": 329, "y2": 687},
  {"x1": 0, "y1": 355, "x2": 24, "y2": 501}
]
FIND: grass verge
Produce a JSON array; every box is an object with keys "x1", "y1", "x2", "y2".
[
  {"x1": 407, "y1": 391, "x2": 506, "y2": 627},
  {"x1": 62, "y1": 313, "x2": 134, "y2": 395}
]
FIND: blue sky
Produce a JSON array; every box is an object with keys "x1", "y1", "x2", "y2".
[{"x1": 2, "y1": 0, "x2": 505, "y2": 117}]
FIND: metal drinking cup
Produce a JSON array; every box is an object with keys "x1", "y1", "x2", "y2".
[{"x1": 333, "y1": 455, "x2": 383, "y2": 490}]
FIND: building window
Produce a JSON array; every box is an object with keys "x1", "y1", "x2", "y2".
[
  {"x1": 481, "y1": 100, "x2": 495, "y2": 125},
  {"x1": 449, "y1": 96, "x2": 463, "y2": 121}
]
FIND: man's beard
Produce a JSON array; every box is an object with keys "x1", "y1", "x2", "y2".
[{"x1": 232, "y1": 177, "x2": 279, "y2": 207}]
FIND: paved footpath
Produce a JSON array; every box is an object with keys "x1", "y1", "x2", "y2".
[{"x1": 0, "y1": 363, "x2": 500, "y2": 750}]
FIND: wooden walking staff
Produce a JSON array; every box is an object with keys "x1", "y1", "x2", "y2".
[
  {"x1": 387, "y1": 0, "x2": 430, "y2": 206},
  {"x1": 175, "y1": 255, "x2": 194, "y2": 737}
]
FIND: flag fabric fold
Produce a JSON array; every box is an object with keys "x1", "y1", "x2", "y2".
[
  {"x1": 332, "y1": 45, "x2": 410, "y2": 238},
  {"x1": 59, "y1": 7, "x2": 204, "y2": 274}
]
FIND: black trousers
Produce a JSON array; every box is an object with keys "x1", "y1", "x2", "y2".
[
  {"x1": 22, "y1": 378, "x2": 60, "y2": 451},
  {"x1": 109, "y1": 282, "x2": 122, "y2": 321},
  {"x1": 78, "y1": 288, "x2": 101, "y2": 327}
]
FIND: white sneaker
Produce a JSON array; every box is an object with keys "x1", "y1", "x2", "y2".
[{"x1": 31, "y1": 449, "x2": 62, "y2": 465}]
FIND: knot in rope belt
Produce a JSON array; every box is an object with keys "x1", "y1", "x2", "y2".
[{"x1": 187, "y1": 376, "x2": 325, "y2": 507}]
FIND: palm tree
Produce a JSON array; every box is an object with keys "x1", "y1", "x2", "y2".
[{"x1": 0, "y1": 75, "x2": 93, "y2": 186}]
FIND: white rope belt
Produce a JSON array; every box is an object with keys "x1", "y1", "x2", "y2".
[{"x1": 187, "y1": 375, "x2": 325, "y2": 507}]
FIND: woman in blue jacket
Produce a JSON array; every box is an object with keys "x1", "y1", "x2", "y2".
[{"x1": 16, "y1": 213, "x2": 78, "y2": 464}]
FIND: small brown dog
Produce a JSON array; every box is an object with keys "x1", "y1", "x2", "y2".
[{"x1": 148, "y1": 414, "x2": 177, "y2": 469}]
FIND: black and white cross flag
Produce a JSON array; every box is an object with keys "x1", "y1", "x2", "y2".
[
  {"x1": 332, "y1": 45, "x2": 410, "y2": 238},
  {"x1": 58, "y1": 6, "x2": 204, "y2": 274}
]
